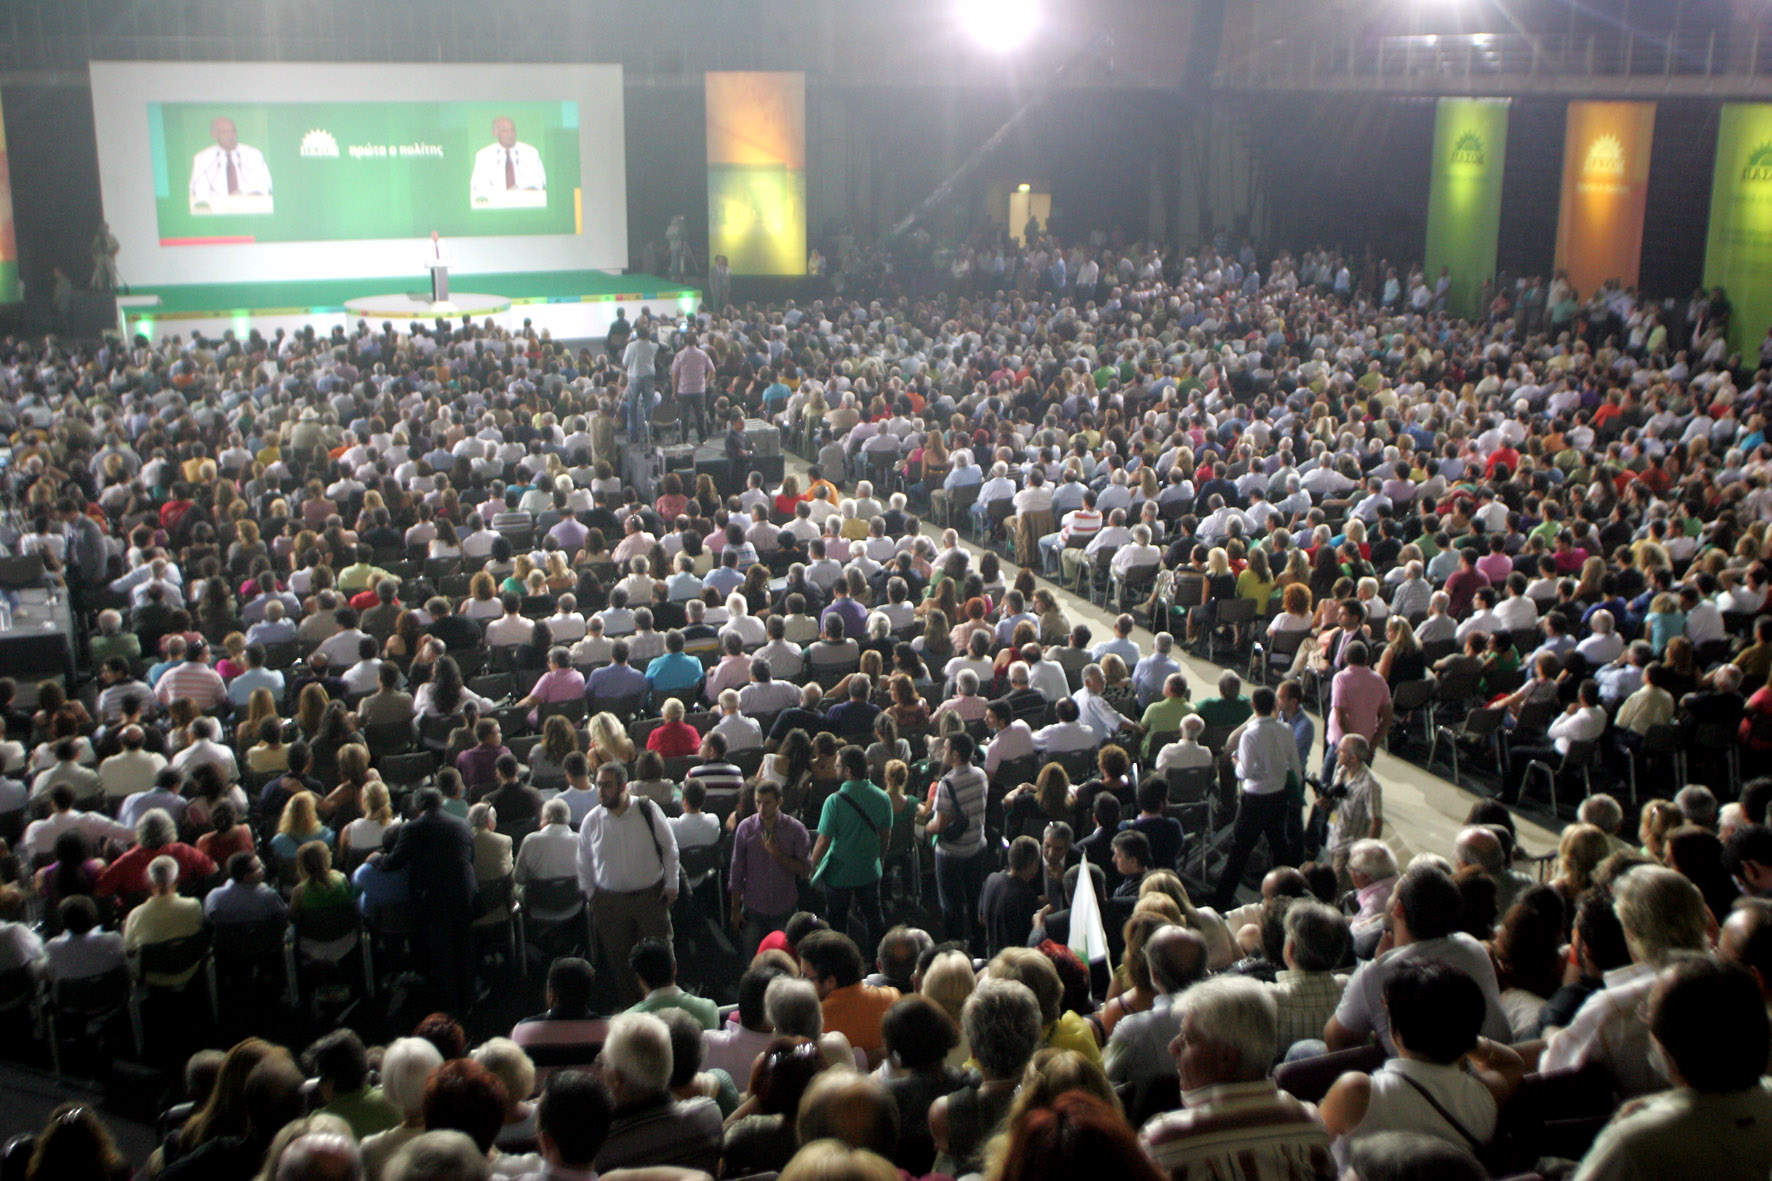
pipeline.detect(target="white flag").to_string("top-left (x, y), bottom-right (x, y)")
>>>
top-left (1067, 852), bottom-right (1110, 964)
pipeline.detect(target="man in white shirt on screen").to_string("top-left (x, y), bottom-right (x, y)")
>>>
top-left (471, 116), bottom-right (547, 204)
top-left (189, 117), bottom-right (273, 207)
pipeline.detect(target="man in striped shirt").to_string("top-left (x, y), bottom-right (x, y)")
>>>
top-left (1139, 975), bottom-right (1336, 1181)
top-left (154, 639), bottom-right (227, 712)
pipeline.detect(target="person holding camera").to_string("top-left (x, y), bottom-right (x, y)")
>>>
top-left (1321, 734), bottom-right (1383, 895)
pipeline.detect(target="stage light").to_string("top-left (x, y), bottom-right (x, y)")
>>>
top-left (1017, 182), bottom-right (1031, 192)
top-left (959, 0), bottom-right (1039, 50)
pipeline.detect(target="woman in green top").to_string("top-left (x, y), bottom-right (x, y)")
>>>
top-left (810, 746), bottom-right (891, 950)
top-left (290, 839), bottom-right (360, 961)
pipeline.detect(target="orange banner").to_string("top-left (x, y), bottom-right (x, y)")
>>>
top-left (1554, 101), bottom-right (1656, 298)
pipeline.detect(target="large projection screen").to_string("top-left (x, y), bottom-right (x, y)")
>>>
top-left (90, 61), bottom-right (627, 287)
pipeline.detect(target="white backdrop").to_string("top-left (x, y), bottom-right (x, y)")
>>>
top-left (89, 61), bottom-right (628, 287)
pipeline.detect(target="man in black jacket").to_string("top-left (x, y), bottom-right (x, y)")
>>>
top-left (380, 787), bottom-right (476, 1012)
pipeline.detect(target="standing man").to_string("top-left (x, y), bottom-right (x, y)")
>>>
top-left (622, 324), bottom-right (662, 446)
top-left (729, 781), bottom-right (811, 958)
top-left (925, 733), bottom-right (990, 953)
top-left (89, 223), bottom-right (122, 292)
top-left (1324, 642), bottom-right (1391, 783)
top-left (707, 254), bottom-right (732, 311)
top-left (378, 787), bottom-right (476, 1013)
top-left (670, 331), bottom-right (717, 443)
top-left (577, 763), bottom-right (679, 1008)
top-left (1213, 687), bottom-right (1305, 911)
top-left (810, 747), bottom-right (891, 950)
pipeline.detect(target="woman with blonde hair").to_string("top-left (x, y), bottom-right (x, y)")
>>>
top-left (920, 949), bottom-right (977, 1070)
top-left (234, 687), bottom-right (282, 750)
top-left (1187, 546), bottom-right (1237, 645)
top-left (1550, 822), bottom-right (1611, 907)
top-left (1375, 613), bottom-right (1425, 685)
top-left (1099, 912), bottom-right (1172, 1038)
top-left (1138, 870), bottom-right (1237, 969)
top-left (586, 710), bottom-right (636, 769)
top-left (1639, 799), bottom-right (1683, 862)
top-left (340, 780), bottom-right (395, 868)
top-left (319, 742), bottom-right (376, 825)
top-left (271, 791), bottom-right (334, 872)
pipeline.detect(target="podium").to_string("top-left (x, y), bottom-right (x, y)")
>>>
top-left (427, 259), bottom-right (452, 303)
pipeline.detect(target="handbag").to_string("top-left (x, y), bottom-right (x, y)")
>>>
top-left (933, 775), bottom-right (970, 846)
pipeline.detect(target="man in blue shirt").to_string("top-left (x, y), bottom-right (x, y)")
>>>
top-left (820, 579), bottom-right (869, 642)
top-left (226, 644), bottom-right (286, 708)
top-left (587, 641), bottom-right (648, 703)
top-left (1131, 632), bottom-right (1181, 709)
top-left (645, 630), bottom-right (705, 700)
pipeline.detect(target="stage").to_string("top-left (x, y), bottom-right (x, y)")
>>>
top-left (115, 270), bottom-right (699, 344)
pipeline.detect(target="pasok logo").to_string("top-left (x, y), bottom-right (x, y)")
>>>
top-left (1742, 142), bottom-right (1772, 184)
top-left (1583, 133), bottom-right (1627, 177)
top-left (299, 129), bottom-right (341, 158)
top-left (1450, 131), bottom-right (1486, 166)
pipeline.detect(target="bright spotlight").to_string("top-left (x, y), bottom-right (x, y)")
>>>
top-left (959, 0), bottom-right (1039, 50)
top-left (1017, 182), bottom-right (1032, 193)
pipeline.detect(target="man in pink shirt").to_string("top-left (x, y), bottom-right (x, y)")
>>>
top-left (1474, 535), bottom-right (1515, 587)
top-left (671, 331), bottom-right (717, 442)
top-left (1325, 641), bottom-right (1392, 781)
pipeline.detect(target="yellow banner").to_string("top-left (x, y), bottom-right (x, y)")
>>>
top-left (705, 72), bottom-right (806, 276)
top-left (1553, 101), bottom-right (1656, 298)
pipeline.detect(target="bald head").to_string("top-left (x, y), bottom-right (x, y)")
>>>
top-left (1454, 825), bottom-right (1506, 877)
top-left (1147, 925), bottom-right (1209, 995)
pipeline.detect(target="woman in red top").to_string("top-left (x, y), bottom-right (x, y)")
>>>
top-left (772, 476), bottom-right (802, 519)
top-left (645, 697), bottom-right (702, 758)
top-left (654, 472), bottom-right (690, 523)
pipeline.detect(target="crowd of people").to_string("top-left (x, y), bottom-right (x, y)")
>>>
top-left (0, 222), bottom-right (1771, 1181)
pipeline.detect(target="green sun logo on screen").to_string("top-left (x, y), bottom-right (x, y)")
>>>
top-left (1450, 131), bottom-right (1486, 166)
top-left (1743, 141), bottom-right (1772, 183)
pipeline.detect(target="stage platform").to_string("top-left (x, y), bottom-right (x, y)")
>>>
top-left (117, 270), bottom-right (699, 344)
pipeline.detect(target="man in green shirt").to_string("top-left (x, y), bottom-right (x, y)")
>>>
top-left (1194, 671), bottom-right (1254, 730)
top-left (306, 1029), bottom-right (401, 1139)
top-left (627, 936), bottom-right (719, 1029)
top-left (811, 746), bottom-right (892, 952)
top-left (1139, 673), bottom-right (1196, 758)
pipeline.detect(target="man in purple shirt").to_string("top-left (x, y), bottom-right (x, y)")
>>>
top-left (728, 781), bottom-right (811, 958)
top-left (820, 579), bottom-right (868, 642)
top-left (456, 716), bottom-right (513, 799)
top-left (548, 510), bottom-right (591, 553)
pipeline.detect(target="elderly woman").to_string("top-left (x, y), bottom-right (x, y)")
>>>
top-left (645, 697), bottom-right (701, 758)
top-left (929, 978), bottom-right (1045, 1176)
top-left (359, 1038), bottom-right (446, 1179)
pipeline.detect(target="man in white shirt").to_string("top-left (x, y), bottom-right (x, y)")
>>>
top-left (23, 783), bottom-right (135, 861)
top-left (98, 727), bottom-right (167, 804)
top-left (170, 718), bottom-right (239, 784)
top-left (1212, 686), bottom-right (1303, 910)
top-left (710, 690), bottom-right (763, 754)
top-left (515, 799), bottom-right (582, 920)
top-left (1033, 699), bottom-right (1098, 754)
top-left (982, 702), bottom-right (1035, 774)
top-left (188, 117), bottom-right (272, 207)
top-left (576, 763), bottom-right (679, 1007)
top-left (470, 116), bottom-right (548, 203)
top-left (739, 659), bottom-right (802, 715)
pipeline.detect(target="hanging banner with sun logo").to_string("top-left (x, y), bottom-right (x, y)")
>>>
top-left (1703, 105), bottom-right (1772, 361)
top-left (1424, 98), bottom-right (1510, 321)
top-left (1553, 101), bottom-right (1656, 299)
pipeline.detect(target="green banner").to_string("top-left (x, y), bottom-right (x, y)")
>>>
top-left (1704, 103), bottom-right (1772, 361)
top-left (1423, 98), bottom-right (1510, 320)
top-left (0, 92), bottom-right (17, 304)
top-left (149, 100), bottom-right (582, 246)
